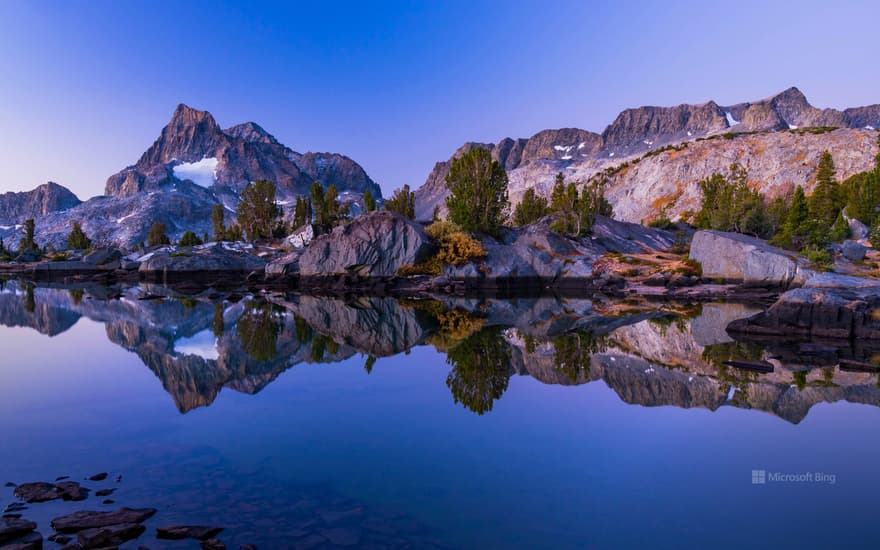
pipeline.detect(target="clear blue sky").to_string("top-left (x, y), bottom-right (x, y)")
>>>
top-left (1, 0), bottom-right (879, 199)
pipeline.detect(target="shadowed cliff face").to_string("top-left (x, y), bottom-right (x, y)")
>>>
top-left (3, 281), bottom-right (879, 422)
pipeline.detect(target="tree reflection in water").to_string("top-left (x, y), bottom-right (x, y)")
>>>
top-left (237, 303), bottom-right (281, 361)
top-left (445, 326), bottom-right (512, 415)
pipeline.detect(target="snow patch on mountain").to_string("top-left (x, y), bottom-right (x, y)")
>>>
top-left (173, 157), bottom-right (219, 188)
top-left (725, 112), bottom-right (739, 126)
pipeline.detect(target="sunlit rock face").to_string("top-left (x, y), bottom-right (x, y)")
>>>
top-left (415, 88), bottom-right (880, 224)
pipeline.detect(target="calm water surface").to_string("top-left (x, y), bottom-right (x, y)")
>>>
top-left (2, 281), bottom-right (880, 549)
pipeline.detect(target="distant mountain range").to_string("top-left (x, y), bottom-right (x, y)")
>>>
top-left (0, 105), bottom-right (380, 248)
top-left (415, 87), bottom-right (880, 222)
top-left (1, 87), bottom-right (879, 248)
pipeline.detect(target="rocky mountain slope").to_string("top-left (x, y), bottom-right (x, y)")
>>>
top-left (0, 182), bottom-right (81, 227)
top-left (105, 104), bottom-right (381, 206)
top-left (416, 87), bottom-right (880, 222)
top-left (0, 105), bottom-right (380, 248)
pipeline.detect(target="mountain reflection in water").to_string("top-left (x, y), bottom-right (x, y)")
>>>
top-left (2, 280), bottom-right (880, 423)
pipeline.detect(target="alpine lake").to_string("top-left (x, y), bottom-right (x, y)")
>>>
top-left (2, 280), bottom-right (880, 549)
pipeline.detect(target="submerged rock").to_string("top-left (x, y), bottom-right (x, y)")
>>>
top-left (300, 211), bottom-right (436, 277)
top-left (689, 230), bottom-right (814, 286)
top-left (51, 507), bottom-right (157, 533)
top-left (77, 522), bottom-right (145, 548)
top-left (0, 517), bottom-right (37, 543)
top-left (156, 525), bottom-right (224, 540)
top-left (13, 481), bottom-right (89, 503)
top-left (0, 530), bottom-right (42, 550)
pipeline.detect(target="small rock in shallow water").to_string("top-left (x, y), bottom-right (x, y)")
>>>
top-left (87, 472), bottom-right (108, 482)
top-left (14, 482), bottom-right (59, 502)
top-left (2, 514), bottom-right (23, 520)
top-left (4, 503), bottom-right (28, 513)
top-left (4, 482), bottom-right (16, 488)
top-left (56, 481), bottom-right (90, 501)
top-left (0, 530), bottom-right (42, 550)
top-left (55, 476), bottom-right (69, 481)
top-left (200, 539), bottom-right (226, 550)
top-left (115, 475), bottom-right (122, 483)
top-left (156, 525), bottom-right (224, 540)
top-left (102, 499), bottom-right (115, 505)
top-left (77, 522), bottom-right (145, 548)
top-left (0, 517), bottom-right (37, 542)
top-left (13, 481), bottom-right (89, 503)
top-left (48, 533), bottom-right (72, 544)
top-left (95, 488), bottom-right (115, 497)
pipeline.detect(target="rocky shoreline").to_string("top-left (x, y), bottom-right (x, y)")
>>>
top-left (4, 211), bottom-right (880, 340)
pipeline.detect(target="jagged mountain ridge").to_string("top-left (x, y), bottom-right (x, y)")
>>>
top-left (106, 103), bottom-right (382, 205)
top-left (415, 87), bottom-right (880, 222)
top-left (0, 104), bottom-right (380, 248)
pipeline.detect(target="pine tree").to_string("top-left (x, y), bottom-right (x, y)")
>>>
top-left (385, 184), bottom-right (416, 219)
top-left (549, 173), bottom-right (581, 235)
top-left (147, 222), bottom-right (171, 247)
top-left (178, 230), bottom-right (202, 246)
top-left (66, 222), bottom-right (92, 250)
top-left (363, 189), bottom-right (376, 212)
top-left (237, 180), bottom-right (279, 241)
top-left (445, 148), bottom-right (509, 234)
top-left (211, 204), bottom-right (226, 241)
top-left (830, 211), bottom-right (851, 242)
top-left (18, 218), bottom-right (37, 253)
top-left (808, 151), bottom-right (840, 226)
top-left (778, 186), bottom-right (810, 249)
top-left (512, 188), bottom-right (549, 226)
top-left (310, 182), bottom-right (326, 224)
top-left (293, 196), bottom-right (312, 227)
top-left (323, 184), bottom-right (346, 226)
top-left (577, 179), bottom-right (612, 236)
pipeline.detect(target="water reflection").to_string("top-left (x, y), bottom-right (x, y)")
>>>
top-left (2, 280), bottom-right (879, 423)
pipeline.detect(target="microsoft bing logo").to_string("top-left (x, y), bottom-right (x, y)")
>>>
top-left (752, 470), bottom-right (766, 484)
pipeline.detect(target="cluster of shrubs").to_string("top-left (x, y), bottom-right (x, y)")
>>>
top-left (398, 221), bottom-right (487, 276)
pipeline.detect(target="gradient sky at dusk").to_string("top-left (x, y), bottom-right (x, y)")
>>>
top-left (1, 0), bottom-right (879, 199)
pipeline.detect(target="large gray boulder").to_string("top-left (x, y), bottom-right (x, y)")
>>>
top-left (265, 251), bottom-right (301, 276)
top-left (842, 240), bottom-right (867, 261)
top-left (444, 223), bottom-right (599, 283)
top-left (591, 214), bottom-right (677, 254)
top-left (299, 211), bottom-right (436, 277)
top-left (138, 243), bottom-right (266, 274)
top-left (689, 230), bottom-right (814, 287)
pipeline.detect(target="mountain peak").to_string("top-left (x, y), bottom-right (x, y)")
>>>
top-left (224, 121), bottom-right (279, 145)
top-left (166, 103), bottom-right (221, 133)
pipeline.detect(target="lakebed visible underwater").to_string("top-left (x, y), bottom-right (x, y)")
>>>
top-left (2, 280), bottom-right (880, 549)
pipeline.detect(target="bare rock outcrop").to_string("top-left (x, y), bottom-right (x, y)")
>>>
top-left (689, 230), bottom-right (815, 287)
top-left (299, 211), bottom-right (436, 277)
